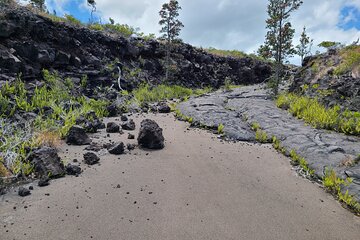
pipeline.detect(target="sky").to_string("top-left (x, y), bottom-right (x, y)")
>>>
top-left (36, 0), bottom-right (360, 64)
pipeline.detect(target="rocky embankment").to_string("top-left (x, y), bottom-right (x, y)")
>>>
top-left (178, 85), bottom-right (360, 203)
top-left (0, 6), bottom-right (271, 94)
top-left (291, 46), bottom-right (360, 111)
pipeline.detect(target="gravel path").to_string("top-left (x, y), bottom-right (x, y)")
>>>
top-left (1, 114), bottom-right (359, 239)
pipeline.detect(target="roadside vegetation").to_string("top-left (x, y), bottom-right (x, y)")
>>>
top-left (323, 168), bottom-right (360, 213)
top-left (0, 71), bottom-right (212, 178)
top-left (0, 70), bottom-right (109, 178)
top-left (276, 93), bottom-right (360, 136)
top-left (132, 83), bottom-right (211, 104)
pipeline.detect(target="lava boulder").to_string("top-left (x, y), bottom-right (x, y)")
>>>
top-left (122, 119), bottom-right (136, 131)
top-left (137, 119), bottom-right (165, 149)
top-left (66, 125), bottom-right (91, 145)
top-left (107, 142), bottom-right (125, 155)
top-left (28, 147), bottom-right (65, 178)
top-left (158, 102), bottom-right (171, 113)
top-left (65, 164), bottom-right (82, 175)
top-left (38, 176), bottom-right (50, 187)
top-left (83, 152), bottom-right (100, 165)
top-left (18, 187), bottom-right (31, 197)
top-left (106, 122), bottom-right (120, 133)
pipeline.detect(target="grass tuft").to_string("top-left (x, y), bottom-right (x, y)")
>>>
top-left (334, 45), bottom-right (360, 75)
top-left (289, 149), bottom-right (315, 176)
top-left (217, 124), bottom-right (225, 134)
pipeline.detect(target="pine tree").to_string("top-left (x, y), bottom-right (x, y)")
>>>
top-left (258, 0), bottom-right (303, 95)
top-left (296, 26), bottom-right (313, 64)
top-left (159, 0), bottom-right (184, 81)
top-left (87, 0), bottom-right (96, 23)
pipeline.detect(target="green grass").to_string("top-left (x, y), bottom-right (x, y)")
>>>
top-left (204, 47), bottom-right (270, 62)
top-left (250, 122), bottom-right (270, 143)
top-left (272, 136), bottom-right (286, 154)
top-left (217, 124), bottom-right (225, 134)
top-left (255, 130), bottom-right (269, 143)
top-left (289, 150), bottom-right (315, 176)
top-left (334, 45), bottom-right (360, 75)
top-left (0, 71), bottom-right (109, 177)
top-left (276, 93), bottom-right (360, 135)
top-left (132, 83), bottom-right (211, 104)
top-left (174, 109), bottom-right (194, 124)
top-left (205, 47), bottom-right (247, 58)
top-left (323, 168), bottom-right (360, 213)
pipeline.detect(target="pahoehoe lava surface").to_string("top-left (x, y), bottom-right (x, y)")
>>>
top-left (0, 114), bottom-right (359, 240)
top-left (178, 84), bottom-right (360, 202)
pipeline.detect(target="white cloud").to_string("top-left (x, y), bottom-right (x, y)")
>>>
top-left (45, 0), bottom-right (71, 15)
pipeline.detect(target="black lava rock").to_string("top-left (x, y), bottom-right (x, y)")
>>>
top-left (107, 142), bottom-right (125, 155)
top-left (66, 125), bottom-right (91, 145)
top-left (83, 152), bottom-right (100, 165)
top-left (127, 143), bottom-right (136, 151)
top-left (65, 164), bottom-right (82, 175)
top-left (107, 104), bottom-right (119, 117)
top-left (128, 133), bottom-right (135, 139)
top-left (28, 147), bottom-right (65, 178)
top-left (18, 187), bottom-right (31, 197)
top-left (38, 177), bottom-right (50, 187)
top-left (137, 119), bottom-right (165, 149)
top-left (106, 122), bottom-right (120, 133)
top-left (121, 115), bottom-right (128, 121)
top-left (122, 119), bottom-right (136, 131)
top-left (158, 102), bottom-right (171, 113)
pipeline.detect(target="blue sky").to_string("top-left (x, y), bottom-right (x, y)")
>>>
top-left (339, 5), bottom-right (360, 30)
top-left (45, 0), bottom-right (93, 23)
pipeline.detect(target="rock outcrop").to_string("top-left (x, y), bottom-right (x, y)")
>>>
top-left (0, 6), bottom-right (272, 92)
top-left (291, 46), bottom-right (360, 111)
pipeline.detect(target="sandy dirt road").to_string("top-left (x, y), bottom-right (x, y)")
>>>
top-left (1, 114), bottom-right (359, 240)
